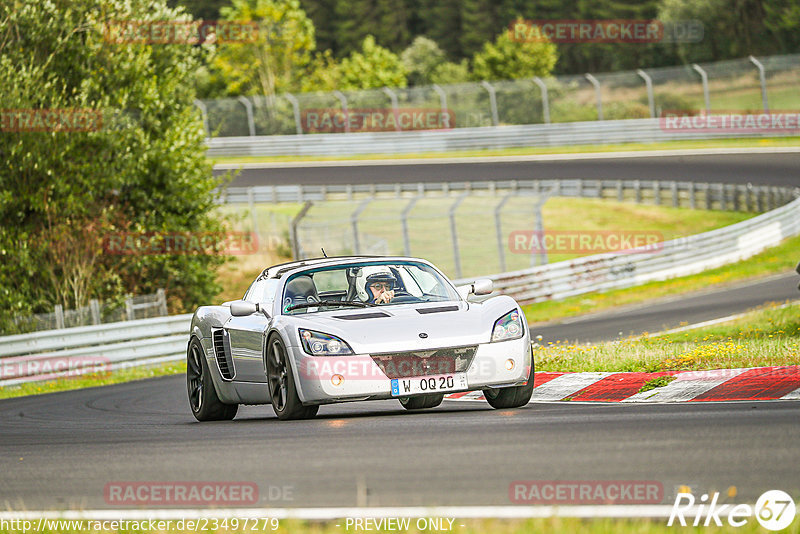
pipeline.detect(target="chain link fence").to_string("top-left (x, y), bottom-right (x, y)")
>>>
top-left (198, 54), bottom-right (799, 137)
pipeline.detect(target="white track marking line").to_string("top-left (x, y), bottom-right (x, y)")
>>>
top-left (781, 386), bottom-right (800, 400)
top-left (529, 372), bottom-right (612, 401)
top-left (212, 146), bottom-right (800, 170)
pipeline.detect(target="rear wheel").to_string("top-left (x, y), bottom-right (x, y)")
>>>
top-left (399, 394), bottom-right (444, 410)
top-left (187, 337), bottom-right (238, 421)
top-left (483, 360), bottom-right (535, 409)
top-left (266, 335), bottom-right (318, 420)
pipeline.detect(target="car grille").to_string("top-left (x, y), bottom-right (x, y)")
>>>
top-left (370, 345), bottom-right (477, 378)
top-left (212, 329), bottom-right (235, 380)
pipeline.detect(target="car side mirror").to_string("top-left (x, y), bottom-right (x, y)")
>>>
top-left (230, 300), bottom-right (270, 318)
top-left (456, 279), bottom-right (494, 299)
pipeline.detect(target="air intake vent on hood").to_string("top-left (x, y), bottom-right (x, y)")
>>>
top-left (416, 305), bottom-right (460, 314)
top-left (333, 312), bottom-right (390, 320)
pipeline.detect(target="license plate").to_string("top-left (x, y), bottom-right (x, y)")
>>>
top-left (391, 373), bottom-right (468, 396)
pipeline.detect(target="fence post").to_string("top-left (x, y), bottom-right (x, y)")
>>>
top-left (157, 289), bottom-right (168, 316)
top-left (692, 64), bottom-right (711, 113)
top-left (719, 183), bottom-right (727, 211)
top-left (333, 91), bottom-right (350, 133)
top-left (285, 93), bottom-right (303, 134)
top-left (237, 96), bottom-right (256, 136)
top-left (55, 304), bottom-right (65, 329)
top-left (616, 180), bottom-right (623, 201)
top-left (90, 299), bottom-right (101, 325)
top-left (382, 87), bottom-right (401, 131)
top-left (653, 181), bottom-right (661, 205)
top-left (125, 296), bottom-right (134, 321)
top-left (584, 73), bottom-right (603, 121)
top-left (689, 181), bottom-right (696, 209)
top-left (449, 194), bottom-right (468, 278)
top-left (748, 56), bottom-right (769, 112)
top-left (432, 84), bottom-right (448, 119)
top-left (290, 201), bottom-right (313, 259)
top-left (494, 194), bottom-right (513, 272)
top-left (634, 180), bottom-right (641, 203)
top-left (670, 181), bottom-right (678, 207)
top-left (480, 81), bottom-right (499, 126)
top-left (193, 99), bottom-right (209, 136)
top-left (532, 77), bottom-right (550, 124)
top-left (636, 69), bottom-right (656, 118)
top-left (350, 198), bottom-right (372, 254)
top-left (401, 197), bottom-right (421, 256)
top-left (705, 183), bottom-right (713, 210)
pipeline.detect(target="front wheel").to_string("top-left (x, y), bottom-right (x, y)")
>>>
top-left (483, 361), bottom-right (535, 409)
top-left (266, 335), bottom-right (318, 421)
top-left (187, 338), bottom-right (238, 421)
top-left (399, 394), bottom-right (444, 410)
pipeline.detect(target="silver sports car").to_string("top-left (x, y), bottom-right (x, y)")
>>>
top-left (187, 256), bottom-right (533, 421)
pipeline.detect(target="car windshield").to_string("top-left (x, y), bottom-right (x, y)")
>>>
top-left (282, 261), bottom-right (459, 315)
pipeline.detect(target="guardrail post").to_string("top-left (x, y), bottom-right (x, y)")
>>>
top-left (333, 91), bottom-right (350, 133)
top-left (382, 87), bottom-right (401, 131)
top-left (636, 69), bottom-right (656, 118)
top-left (285, 93), bottom-right (303, 134)
top-left (237, 96), bottom-right (256, 136)
top-left (494, 194), bottom-right (513, 272)
top-left (584, 73), bottom-right (603, 121)
top-left (705, 183), bottom-right (713, 210)
top-left (745, 184), bottom-right (752, 212)
top-left (670, 181), bottom-right (678, 207)
top-left (689, 182), bottom-right (696, 209)
top-left (401, 197), bottom-right (421, 256)
top-left (719, 183), bottom-right (727, 211)
top-left (449, 194), bottom-right (468, 278)
top-left (125, 296), bottom-right (134, 321)
top-left (480, 81), bottom-right (499, 126)
top-left (157, 289), bottom-right (168, 316)
top-left (756, 186), bottom-right (763, 212)
top-left (616, 180), bottom-right (623, 201)
top-left (532, 77), bottom-right (550, 124)
top-left (290, 201), bottom-right (313, 259)
top-left (90, 299), bottom-right (101, 325)
top-left (193, 99), bottom-right (209, 137)
top-left (54, 304), bottom-right (65, 329)
top-left (731, 184), bottom-right (741, 212)
top-left (653, 181), bottom-right (661, 205)
top-left (748, 56), bottom-right (769, 112)
top-left (351, 198), bottom-right (372, 254)
top-left (634, 180), bottom-right (641, 203)
top-left (432, 84), bottom-right (448, 120)
top-left (692, 64), bottom-right (711, 113)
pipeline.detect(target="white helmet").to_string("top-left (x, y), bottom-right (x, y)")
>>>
top-left (355, 266), bottom-right (397, 301)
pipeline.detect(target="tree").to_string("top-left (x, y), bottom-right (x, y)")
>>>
top-left (471, 22), bottom-right (558, 81)
top-left (214, 0), bottom-right (316, 97)
top-left (0, 0), bottom-right (226, 330)
top-left (401, 36), bottom-right (446, 85)
top-left (333, 0), bottom-right (411, 56)
top-left (338, 35), bottom-right (408, 89)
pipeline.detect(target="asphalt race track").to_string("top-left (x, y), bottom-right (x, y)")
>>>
top-left (2, 150), bottom-right (799, 511)
top-left (1, 379), bottom-right (799, 509)
top-left (218, 151), bottom-right (800, 187)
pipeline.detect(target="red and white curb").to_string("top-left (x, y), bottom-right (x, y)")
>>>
top-left (445, 366), bottom-right (800, 403)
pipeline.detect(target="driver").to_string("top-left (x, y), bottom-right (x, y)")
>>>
top-left (357, 268), bottom-right (397, 304)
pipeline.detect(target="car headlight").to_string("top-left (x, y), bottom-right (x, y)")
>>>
top-left (491, 309), bottom-right (524, 342)
top-left (299, 329), bottom-right (354, 356)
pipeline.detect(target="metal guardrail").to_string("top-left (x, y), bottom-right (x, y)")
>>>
top-left (218, 179), bottom-right (796, 212)
top-left (206, 117), bottom-right (795, 158)
top-left (0, 314), bottom-right (191, 387)
top-left (458, 195), bottom-right (800, 305)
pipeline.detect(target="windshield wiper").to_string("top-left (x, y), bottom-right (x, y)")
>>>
top-left (286, 300), bottom-right (377, 311)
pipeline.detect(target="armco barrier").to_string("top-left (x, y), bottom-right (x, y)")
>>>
top-left (2, 196), bottom-right (798, 385)
top-left (0, 315), bottom-right (191, 387)
top-left (459, 195), bottom-right (800, 304)
top-left (206, 117), bottom-right (794, 158)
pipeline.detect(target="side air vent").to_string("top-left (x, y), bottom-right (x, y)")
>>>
top-left (416, 305), bottom-right (460, 314)
top-left (333, 312), bottom-right (390, 320)
top-left (212, 329), bottom-right (235, 380)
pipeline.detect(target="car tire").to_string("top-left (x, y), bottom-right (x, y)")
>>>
top-left (187, 337), bottom-right (238, 421)
top-left (266, 335), bottom-right (319, 421)
top-left (483, 361), bottom-right (535, 409)
top-left (399, 394), bottom-right (444, 410)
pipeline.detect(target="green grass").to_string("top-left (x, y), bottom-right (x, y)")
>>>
top-left (535, 301), bottom-right (800, 373)
top-left (1, 517), bottom-right (797, 534)
top-left (523, 233), bottom-right (800, 325)
top-left (639, 375), bottom-right (677, 392)
top-left (0, 360), bottom-right (186, 400)
top-left (210, 136), bottom-right (800, 164)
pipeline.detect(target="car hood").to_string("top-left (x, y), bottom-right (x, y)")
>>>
top-left (285, 297), bottom-right (521, 354)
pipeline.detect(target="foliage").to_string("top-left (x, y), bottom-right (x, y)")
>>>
top-left (401, 36), bottom-right (446, 86)
top-left (471, 23), bottom-right (558, 81)
top-left (337, 35), bottom-right (407, 90)
top-left (0, 0), bottom-right (226, 330)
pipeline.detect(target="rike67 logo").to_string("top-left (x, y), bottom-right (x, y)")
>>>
top-left (668, 490), bottom-right (796, 530)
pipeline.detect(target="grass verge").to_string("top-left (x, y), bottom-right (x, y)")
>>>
top-left (523, 233), bottom-right (800, 325)
top-left (210, 136), bottom-right (800, 165)
top-left (0, 360), bottom-right (186, 401)
top-left (535, 301), bottom-right (800, 373)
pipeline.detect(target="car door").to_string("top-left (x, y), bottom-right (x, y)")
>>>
top-left (225, 278), bottom-right (278, 383)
